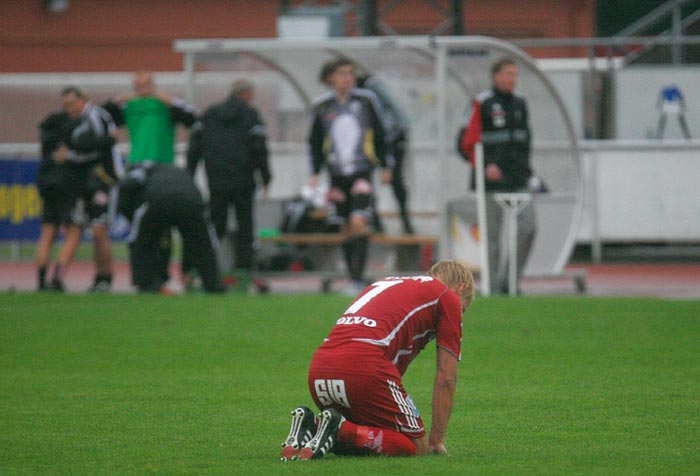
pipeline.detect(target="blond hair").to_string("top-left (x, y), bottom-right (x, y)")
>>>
top-left (429, 260), bottom-right (475, 308)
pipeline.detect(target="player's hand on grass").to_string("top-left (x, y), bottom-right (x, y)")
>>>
top-left (429, 442), bottom-right (448, 455)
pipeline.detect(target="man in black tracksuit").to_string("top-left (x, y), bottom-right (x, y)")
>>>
top-left (187, 80), bottom-right (271, 285)
top-left (117, 163), bottom-right (223, 293)
top-left (457, 57), bottom-right (537, 294)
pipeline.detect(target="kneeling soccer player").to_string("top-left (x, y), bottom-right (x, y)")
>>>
top-left (280, 259), bottom-right (474, 460)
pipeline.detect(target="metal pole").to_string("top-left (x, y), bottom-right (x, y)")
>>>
top-left (587, 45), bottom-right (598, 139)
top-left (435, 42), bottom-right (449, 263)
top-left (451, 0), bottom-right (465, 35)
top-left (590, 145), bottom-right (603, 263)
top-left (184, 52), bottom-right (196, 106)
top-left (474, 142), bottom-right (491, 296)
top-left (672, 5), bottom-right (683, 65)
top-left (362, 0), bottom-right (378, 36)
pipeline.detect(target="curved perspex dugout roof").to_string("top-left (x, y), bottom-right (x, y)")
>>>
top-left (174, 36), bottom-right (581, 277)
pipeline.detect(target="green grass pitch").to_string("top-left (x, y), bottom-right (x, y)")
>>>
top-left (1, 292), bottom-right (698, 475)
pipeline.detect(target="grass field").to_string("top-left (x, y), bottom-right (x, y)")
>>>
top-left (1, 292), bottom-right (698, 475)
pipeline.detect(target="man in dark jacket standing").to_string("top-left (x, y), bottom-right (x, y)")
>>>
top-left (187, 79), bottom-right (272, 290)
top-left (457, 57), bottom-right (536, 294)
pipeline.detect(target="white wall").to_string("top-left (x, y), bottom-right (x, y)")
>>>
top-left (615, 66), bottom-right (700, 140)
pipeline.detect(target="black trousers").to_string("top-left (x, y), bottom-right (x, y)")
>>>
top-left (129, 200), bottom-right (222, 293)
top-left (209, 187), bottom-right (256, 270)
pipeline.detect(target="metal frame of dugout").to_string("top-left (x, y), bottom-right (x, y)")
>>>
top-left (173, 36), bottom-right (585, 294)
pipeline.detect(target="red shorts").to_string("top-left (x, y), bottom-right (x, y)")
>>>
top-left (308, 346), bottom-right (426, 439)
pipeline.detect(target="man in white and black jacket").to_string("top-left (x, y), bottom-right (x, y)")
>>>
top-left (310, 57), bottom-right (391, 294)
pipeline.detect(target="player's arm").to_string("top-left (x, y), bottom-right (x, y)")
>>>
top-left (457, 100), bottom-right (481, 165)
top-left (158, 91), bottom-right (197, 128)
top-left (247, 110), bottom-right (272, 189)
top-left (186, 121), bottom-right (204, 176)
top-left (101, 100), bottom-right (126, 127)
top-left (429, 346), bottom-right (458, 454)
top-left (308, 109), bottom-right (325, 183)
top-left (171, 98), bottom-right (197, 127)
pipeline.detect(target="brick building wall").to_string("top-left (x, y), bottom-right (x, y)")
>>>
top-left (1, 0), bottom-right (595, 73)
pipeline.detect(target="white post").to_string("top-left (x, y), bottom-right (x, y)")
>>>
top-left (589, 144), bottom-right (603, 263)
top-left (474, 142), bottom-right (491, 296)
top-left (435, 43), bottom-right (449, 260)
top-left (184, 52), bottom-right (196, 106)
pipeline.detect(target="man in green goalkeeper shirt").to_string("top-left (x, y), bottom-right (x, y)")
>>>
top-left (103, 71), bottom-right (197, 164)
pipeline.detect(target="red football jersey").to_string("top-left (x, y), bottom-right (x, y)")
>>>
top-left (318, 276), bottom-right (463, 375)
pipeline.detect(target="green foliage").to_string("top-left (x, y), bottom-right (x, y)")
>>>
top-left (0, 293), bottom-right (698, 475)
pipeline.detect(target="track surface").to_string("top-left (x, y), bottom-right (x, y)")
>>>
top-left (2, 261), bottom-right (699, 298)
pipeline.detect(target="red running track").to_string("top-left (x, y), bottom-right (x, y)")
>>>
top-left (1, 261), bottom-right (699, 298)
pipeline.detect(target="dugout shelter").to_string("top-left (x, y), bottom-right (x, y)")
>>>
top-left (174, 36), bottom-right (581, 279)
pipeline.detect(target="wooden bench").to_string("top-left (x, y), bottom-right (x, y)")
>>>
top-left (257, 233), bottom-right (439, 292)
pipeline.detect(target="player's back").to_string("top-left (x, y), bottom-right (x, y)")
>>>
top-left (317, 276), bottom-right (462, 374)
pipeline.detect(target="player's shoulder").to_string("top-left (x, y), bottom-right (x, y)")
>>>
top-left (311, 91), bottom-right (336, 110)
top-left (350, 87), bottom-right (385, 113)
top-left (512, 89), bottom-right (528, 104)
top-left (350, 87), bottom-right (380, 101)
top-left (474, 89), bottom-right (495, 104)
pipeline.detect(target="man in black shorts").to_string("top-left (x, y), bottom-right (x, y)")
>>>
top-left (35, 110), bottom-right (84, 291)
top-left (309, 57), bottom-right (390, 294)
top-left (50, 86), bottom-right (123, 292)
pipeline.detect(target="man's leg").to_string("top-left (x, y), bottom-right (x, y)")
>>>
top-left (486, 194), bottom-right (506, 293)
top-left (342, 178), bottom-right (374, 291)
top-left (232, 187), bottom-right (255, 271)
top-left (86, 187), bottom-right (113, 291)
top-left (391, 144), bottom-right (414, 234)
top-left (129, 205), bottom-right (167, 292)
top-left (91, 223), bottom-right (113, 291)
top-left (516, 200), bottom-right (536, 284)
top-left (50, 223), bottom-right (83, 291)
top-left (305, 365), bottom-right (425, 458)
top-left (345, 213), bottom-right (370, 284)
top-left (36, 223), bottom-right (58, 290)
top-left (177, 206), bottom-right (223, 293)
top-left (336, 418), bottom-right (419, 456)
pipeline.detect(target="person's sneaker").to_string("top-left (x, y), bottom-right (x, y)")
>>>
top-left (49, 279), bottom-right (65, 292)
top-left (340, 280), bottom-right (365, 297)
top-left (252, 276), bottom-right (270, 294)
top-left (280, 406), bottom-right (317, 461)
top-left (298, 408), bottom-right (345, 460)
top-left (89, 280), bottom-right (111, 293)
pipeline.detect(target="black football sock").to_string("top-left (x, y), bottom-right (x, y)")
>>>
top-left (38, 266), bottom-right (47, 290)
top-left (354, 236), bottom-right (369, 283)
